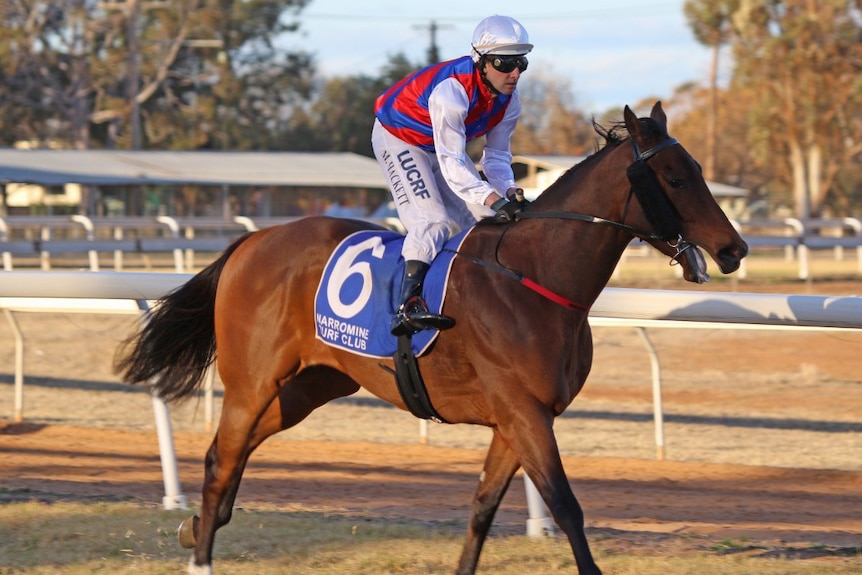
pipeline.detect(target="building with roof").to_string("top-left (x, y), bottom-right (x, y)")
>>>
top-left (0, 149), bottom-right (389, 217)
top-left (512, 154), bottom-right (751, 218)
top-left (0, 149), bottom-right (752, 219)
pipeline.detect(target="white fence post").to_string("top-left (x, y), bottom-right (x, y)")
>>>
top-left (524, 474), bottom-right (555, 538)
top-left (3, 309), bottom-right (24, 422)
top-left (636, 327), bottom-right (665, 460)
top-left (156, 216), bottom-right (185, 272)
top-left (136, 298), bottom-right (189, 511)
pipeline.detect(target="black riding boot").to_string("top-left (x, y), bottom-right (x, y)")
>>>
top-left (390, 260), bottom-right (456, 336)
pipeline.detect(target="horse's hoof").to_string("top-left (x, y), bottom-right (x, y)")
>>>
top-left (178, 515), bottom-right (199, 549)
top-left (187, 555), bottom-right (214, 575)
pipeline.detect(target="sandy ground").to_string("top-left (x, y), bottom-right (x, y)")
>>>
top-left (0, 277), bottom-right (860, 560)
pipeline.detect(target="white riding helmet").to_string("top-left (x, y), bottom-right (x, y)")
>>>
top-left (470, 15), bottom-right (533, 63)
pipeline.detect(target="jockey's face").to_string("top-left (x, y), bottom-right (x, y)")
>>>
top-left (482, 57), bottom-right (524, 96)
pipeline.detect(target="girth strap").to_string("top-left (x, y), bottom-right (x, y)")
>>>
top-left (389, 334), bottom-right (447, 423)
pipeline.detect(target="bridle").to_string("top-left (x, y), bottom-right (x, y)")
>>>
top-left (515, 136), bottom-right (680, 242)
top-left (621, 137), bottom-right (679, 237)
top-left (514, 135), bottom-right (700, 264)
top-left (445, 135), bottom-right (700, 312)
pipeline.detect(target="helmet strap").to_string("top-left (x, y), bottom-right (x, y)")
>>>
top-left (476, 55), bottom-right (502, 96)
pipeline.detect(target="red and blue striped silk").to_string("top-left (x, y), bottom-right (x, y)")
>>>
top-left (374, 56), bottom-right (511, 152)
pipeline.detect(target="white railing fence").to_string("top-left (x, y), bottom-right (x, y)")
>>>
top-left (1, 216), bottom-right (862, 279)
top-left (0, 215), bottom-right (405, 272)
top-left (1, 271), bottom-right (860, 534)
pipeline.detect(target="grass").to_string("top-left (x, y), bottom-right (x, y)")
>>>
top-left (0, 500), bottom-right (858, 574)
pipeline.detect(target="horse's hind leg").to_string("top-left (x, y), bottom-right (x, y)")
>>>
top-left (456, 430), bottom-right (521, 575)
top-left (185, 368), bottom-right (359, 574)
top-left (185, 386), bottom-right (276, 574)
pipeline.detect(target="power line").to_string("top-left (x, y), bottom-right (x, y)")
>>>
top-left (300, 4), bottom-right (681, 24)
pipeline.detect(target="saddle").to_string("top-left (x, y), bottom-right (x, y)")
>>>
top-left (315, 229), bottom-right (469, 422)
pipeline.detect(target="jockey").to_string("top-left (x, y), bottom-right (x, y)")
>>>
top-left (372, 14), bottom-right (532, 336)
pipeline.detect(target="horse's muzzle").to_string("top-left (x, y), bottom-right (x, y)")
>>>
top-left (715, 241), bottom-right (749, 275)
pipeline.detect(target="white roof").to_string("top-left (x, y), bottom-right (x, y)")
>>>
top-left (0, 149), bottom-right (388, 189)
top-left (0, 149), bottom-right (749, 199)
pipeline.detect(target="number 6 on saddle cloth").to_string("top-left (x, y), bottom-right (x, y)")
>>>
top-left (314, 229), bottom-right (468, 421)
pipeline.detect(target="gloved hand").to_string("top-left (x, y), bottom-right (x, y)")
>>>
top-left (514, 197), bottom-right (531, 210)
top-left (509, 187), bottom-right (527, 203)
top-left (491, 197), bottom-right (523, 222)
top-left (508, 187), bottom-right (531, 210)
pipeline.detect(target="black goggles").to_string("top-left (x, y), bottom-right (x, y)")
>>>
top-left (489, 54), bottom-right (528, 74)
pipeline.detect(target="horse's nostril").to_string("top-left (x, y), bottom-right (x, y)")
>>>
top-left (720, 243), bottom-right (748, 262)
top-left (715, 243), bottom-right (747, 273)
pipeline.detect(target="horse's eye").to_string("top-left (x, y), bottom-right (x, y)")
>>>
top-left (669, 178), bottom-right (685, 189)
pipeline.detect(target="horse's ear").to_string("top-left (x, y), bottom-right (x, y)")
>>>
top-left (650, 101), bottom-right (667, 129)
top-left (623, 105), bottom-right (640, 139)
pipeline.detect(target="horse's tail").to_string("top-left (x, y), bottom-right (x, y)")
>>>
top-left (114, 232), bottom-right (255, 403)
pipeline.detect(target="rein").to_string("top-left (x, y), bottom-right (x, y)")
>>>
top-left (512, 210), bottom-right (662, 239)
top-left (514, 136), bottom-right (681, 242)
top-left (447, 136), bottom-right (689, 313)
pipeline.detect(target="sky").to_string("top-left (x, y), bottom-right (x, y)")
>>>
top-left (287, 0), bottom-right (717, 116)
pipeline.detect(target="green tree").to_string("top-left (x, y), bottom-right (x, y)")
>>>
top-left (0, 0), bottom-right (314, 150)
top-left (684, 0), bottom-right (740, 181)
top-left (730, 0), bottom-right (862, 217)
top-left (667, 81), bottom-right (775, 217)
top-left (280, 53), bottom-right (419, 155)
top-left (199, 0), bottom-right (316, 150)
top-left (0, 0), bottom-right (94, 148)
top-left (510, 69), bottom-right (597, 156)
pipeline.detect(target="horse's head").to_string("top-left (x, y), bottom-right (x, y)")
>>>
top-left (616, 101), bottom-right (748, 282)
top-left (503, 101), bottom-right (747, 286)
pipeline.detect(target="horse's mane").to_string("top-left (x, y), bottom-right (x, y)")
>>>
top-left (540, 119), bottom-right (630, 191)
top-left (594, 119), bottom-right (630, 147)
top-left (476, 117), bottom-right (641, 223)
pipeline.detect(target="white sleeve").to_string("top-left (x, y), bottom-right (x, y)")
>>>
top-left (480, 91), bottom-right (519, 194)
top-left (428, 79), bottom-right (499, 206)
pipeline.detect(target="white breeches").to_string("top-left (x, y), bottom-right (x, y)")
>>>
top-left (371, 119), bottom-right (491, 263)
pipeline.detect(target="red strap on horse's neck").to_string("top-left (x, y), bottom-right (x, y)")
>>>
top-left (444, 249), bottom-right (591, 313)
top-left (519, 276), bottom-right (590, 313)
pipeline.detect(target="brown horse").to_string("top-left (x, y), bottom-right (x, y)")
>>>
top-left (116, 102), bottom-right (747, 575)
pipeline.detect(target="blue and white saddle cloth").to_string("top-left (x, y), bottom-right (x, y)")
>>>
top-left (314, 228), bottom-right (470, 358)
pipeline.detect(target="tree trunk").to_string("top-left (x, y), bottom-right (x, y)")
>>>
top-left (706, 42), bottom-right (719, 181)
top-left (789, 140), bottom-right (809, 219)
top-left (806, 143), bottom-right (822, 217)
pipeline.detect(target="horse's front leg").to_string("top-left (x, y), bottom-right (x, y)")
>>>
top-left (499, 401), bottom-right (602, 575)
top-left (456, 429), bottom-right (521, 575)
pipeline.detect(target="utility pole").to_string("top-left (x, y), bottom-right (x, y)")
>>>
top-left (127, 0), bottom-right (141, 150)
top-left (413, 20), bottom-right (454, 65)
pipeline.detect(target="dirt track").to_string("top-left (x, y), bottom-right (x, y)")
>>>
top-left (1, 423), bottom-right (860, 552)
top-left (0, 279), bottom-right (860, 558)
